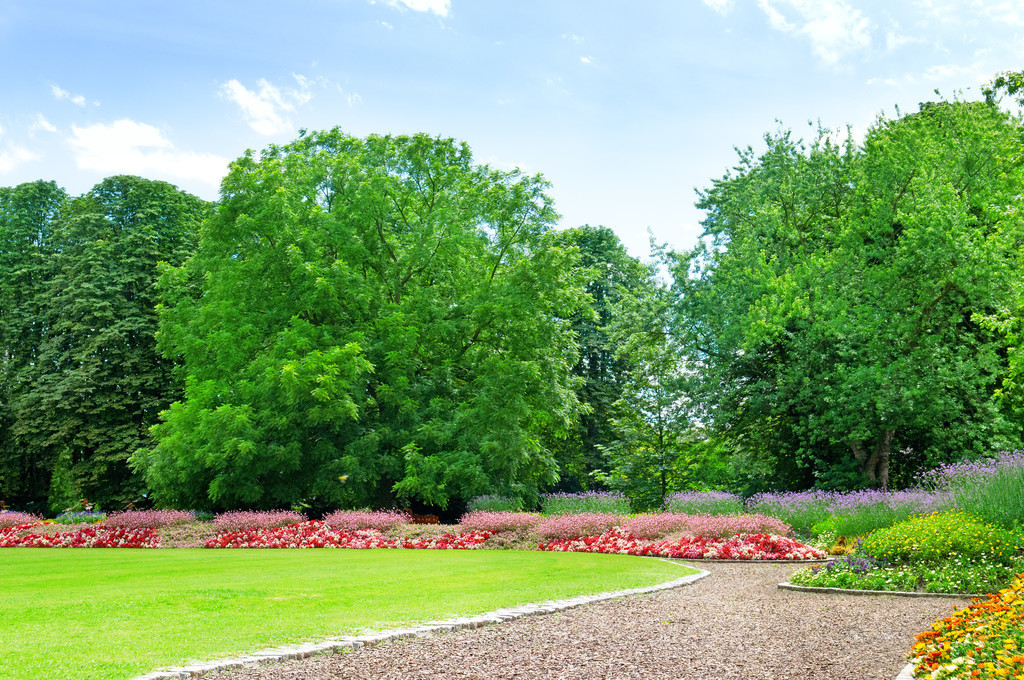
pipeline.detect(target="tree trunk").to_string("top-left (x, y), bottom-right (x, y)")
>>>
top-left (850, 429), bottom-right (895, 489)
top-left (876, 430), bottom-right (894, 490)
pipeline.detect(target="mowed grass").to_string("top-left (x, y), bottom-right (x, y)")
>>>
top-left (0, 548), bottom-right (695, 680)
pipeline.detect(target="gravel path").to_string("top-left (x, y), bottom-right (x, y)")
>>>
top-left (203, 562), bottom-right (969, 680)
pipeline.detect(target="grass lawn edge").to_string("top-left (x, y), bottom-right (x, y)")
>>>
top-left (136, 560), bottom-right (709, 680)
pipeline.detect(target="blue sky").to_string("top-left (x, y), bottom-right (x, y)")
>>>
top-left (1, 0), bottom-right (1022, 257)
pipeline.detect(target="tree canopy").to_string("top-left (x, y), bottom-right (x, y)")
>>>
top-left (0, 176), bottom-right (207, 512)
top-left (132, 130), bottom-right (587, 512)
top-left (5, 81), bottom-right (1024, 514)
top-left (669, 98), bottom-right (1024, 490)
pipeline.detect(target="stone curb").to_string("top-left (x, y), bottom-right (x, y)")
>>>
top-left (132, 564), bottom-right (711, 680)
top-left (686, 558), bottom-right (833, 564)
top-left (895, 663), bottom-right (916, 680)
top-left (777, 581), bottom-right (981, 599)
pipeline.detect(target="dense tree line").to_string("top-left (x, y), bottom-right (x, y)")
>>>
top-left (669, 96), bottom-right (1024, 491)
top-left (2, 81), bottom-right (1023, 514)
top-left (0, 177), bottom-right (208, 513)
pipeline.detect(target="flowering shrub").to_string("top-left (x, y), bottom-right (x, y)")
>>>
top-left (207, 523), bottom-right (397, 549)
top-left (0, 524), bottom-right (159, 548)
top-left (322, 509), bottom-right (410, 532)
top-left (861, 512), bottom-right (1018, 564)
top-left (54, 511), bottom-right (107, 525)
top-left (909, 571), bottom-right (1024, 679)
top-left (466, 495), bottom-right (525, 512)
top-left (205, 521), bottom-right (490, 550)
top-left (534, 512), bottom-right (624, 541)
top-left (916, 450), bottom-right (1024, 531)
top-left (0, 511), bottom-right (41, 528)
top-left (105, 510), bottom-right (196, 529)
top-left (159, 522), bottom-right (220, 548)
top-left (665, 490), bottom-right (744, 515)
top-left (746, 489), bottom-right (947, 536)
top-left (620, 512), bottom-right (791, 539)
top-left (212, 510), bottom-right (307, 532)
top-left (402, 531), bottom-right (490, 550)
top-left (540, 491), bottom-right (630, 515)
top-left (539, 531), bottom-right (826, 560)
top-left (457, 511), bottom-right (543, 534)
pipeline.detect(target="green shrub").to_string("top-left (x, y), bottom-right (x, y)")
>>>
top-left (540, 491), bottom-right (630, 515)
top-left (466, 495), bottom-right (524, 512)
top-left (861, 511), bottom-right (1018, 564)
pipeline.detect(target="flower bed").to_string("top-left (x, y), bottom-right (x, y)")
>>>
top-left (457, 510), bottom-right (543, 534)
top-left (322, 509), bottom-right (410, 532)
top-left (204, 521), bottom-right (491, 550)
top-left (0, 511), bottom-right (42, 528)
top-left (106, 509), bottom-right (196, 529)
top-left (790, 512), bottom-right (1024, 595)
top-left (538, 531), bottom-right (826, 560)
top-left (534, 512), bottom-right (624, 541)
top-left (619, 512), bottom-right (791, 539)
top-left (0, 522), bottom-right (159, 548)
top-left (909, 571), bottom-right (1024, 679)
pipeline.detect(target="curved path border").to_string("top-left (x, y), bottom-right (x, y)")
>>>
top-left (776, 581), bottom-right (978, 680)
top-left (133, 562), bottom-right (710, 680)
top-left (778, 581), bottom-right (981, 599)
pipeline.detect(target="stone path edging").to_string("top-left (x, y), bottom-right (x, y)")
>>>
top-left (778, 581), bottom-right (981, 599)
top-left (895, 663), bottom-right (916, 680)
top-left (686, 558), bottom-right (832, 564)
top-left (132, 562), bottom-right (710, 680)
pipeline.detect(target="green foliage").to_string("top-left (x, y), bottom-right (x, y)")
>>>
top-left (546, 225), bottom-right (652, 491)
top-left (0, 180), bottom-right (66, 511)
top-left (539, 491), bottom-right (630, 515)
top-left (669, 96), bottom-right (1024, 490)
top-left (945, 456), bottom-right (1024, 531)
top-left (663, 490), bottom-right (744, 515)
top-left (466, 495), bottom-right (525, 512)
top-left (591, 263), bottom-right (704, 510)
top-left (46, 448), bottom-right (81, 516)
top-left (0, 177), bottom-right (207, 512)
top-left (53, 511), bottom-right (106, 524)
top-left (133, 129), bottom-right (586, 511)
top-left (790, 553), bottom-right (1024, 594)
top-left (861, 511), bottom-right (1018, 564)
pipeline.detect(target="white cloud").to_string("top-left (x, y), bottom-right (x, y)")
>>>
top-left (885, 28), bottom-right (924, 52)
top-left (0, 123), bottom-right (42, 173)
top-left (30, 114), bottom-right (58, 134)
top-left (384, 0), bottom-right (449, 16)
top-left (379, 20), bottom-right (394, 29)
top-left (866, 59), bottom-right (989, 90)
top-left (50, 83), bottom-right (90, 106)
top-left (975, 0), bottom-right (1024, 26)
top-left (68, 119), bottom-right (228, 187)
top-left (702, 0), bottom-right (734, 14)
top-left (562, 33), bottom-right (584, 44)
top-left (220, 74), bottom-right (320, 136)
top-left (580, 56), bottom-right (592, 64)
top-left (757, 0), bottom-right (872, 68)
top-left (923, 63), bottom-right (974, 80)
top-left (0, 145), bottom-right (41, 173)
top-left (758, 0), bottom-right (796, 31)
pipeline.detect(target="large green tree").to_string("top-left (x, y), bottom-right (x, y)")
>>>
top-left (1, 176), bottom-right (206, 511)
top-left (133, 130), bottom-right (586, 512)
top-left (670, 97), bottom-right (1024, 490)
top-left (592, 274), bottom-right (694, 509)
top-left (0, 181), bottom-right (66, 509)
top-left (546, 225), bottom-right (650, 491)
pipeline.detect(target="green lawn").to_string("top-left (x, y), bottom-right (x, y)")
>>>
top-left (0, 549), bottom-right (695, 680)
